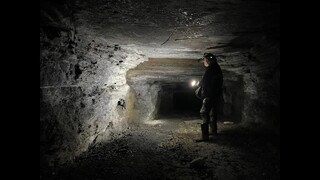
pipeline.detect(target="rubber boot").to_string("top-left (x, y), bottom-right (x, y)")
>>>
top-left (195, 124), bottom-right (209, 142)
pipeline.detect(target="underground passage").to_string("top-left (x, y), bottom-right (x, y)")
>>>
top-left (40, 0), bottom-right (280, 179)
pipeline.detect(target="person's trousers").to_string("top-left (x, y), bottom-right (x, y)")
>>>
top-left (200, 97), bottom-right (219, 134)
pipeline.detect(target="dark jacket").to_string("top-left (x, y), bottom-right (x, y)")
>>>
top-left (200, 62), bottom-right (223, 99)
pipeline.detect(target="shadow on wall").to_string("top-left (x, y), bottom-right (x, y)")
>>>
top-left (221, 73), bottom-right (245, 123)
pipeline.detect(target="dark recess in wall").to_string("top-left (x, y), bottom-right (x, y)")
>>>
top-left (173, 92), bottom-right (202, 112)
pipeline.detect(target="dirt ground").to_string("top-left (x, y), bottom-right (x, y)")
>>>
top-left (40, 115), bottom-right (280, 180)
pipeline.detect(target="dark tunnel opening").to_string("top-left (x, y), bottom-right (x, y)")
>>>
top-left (155, 79), bottom-right (242, 122)
top-left (172, 92), bottom-right (201, 111)
top-left (157, 83), bottom-right (203, 118)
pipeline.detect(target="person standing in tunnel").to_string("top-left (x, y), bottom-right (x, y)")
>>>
top-left (195, 53), bottom-right (223, 142)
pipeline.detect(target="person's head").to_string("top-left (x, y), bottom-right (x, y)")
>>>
top-left (202, 53), bottom-right (217, 67)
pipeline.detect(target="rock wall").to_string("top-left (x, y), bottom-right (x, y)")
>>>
top-left (242, 40), bottom-right (280, 130)
top-left (222, 71), bottom-right (245, 121)
top-left (158, 88), bottom-right (174, 116)
top-left (127, 83), bottom-right (162, 123)
top-left (40, 0), bottom-right (146, 166)
top-left (218, 36), bottom-right (280, 130)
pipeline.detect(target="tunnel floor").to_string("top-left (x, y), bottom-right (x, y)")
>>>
top-left (41, 116), bottom-right (280, 180)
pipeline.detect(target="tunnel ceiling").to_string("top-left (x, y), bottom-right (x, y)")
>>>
top-left (70, 0), bottom-right (279, 58)
top-left (127, 58), bottom-right (204, 84)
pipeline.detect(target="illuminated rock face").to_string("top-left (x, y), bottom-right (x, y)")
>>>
top-left (40, 0), bottom-right (279, 166)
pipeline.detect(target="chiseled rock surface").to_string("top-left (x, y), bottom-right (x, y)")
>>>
top-left (40, 1), bottom-right (146, 166)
